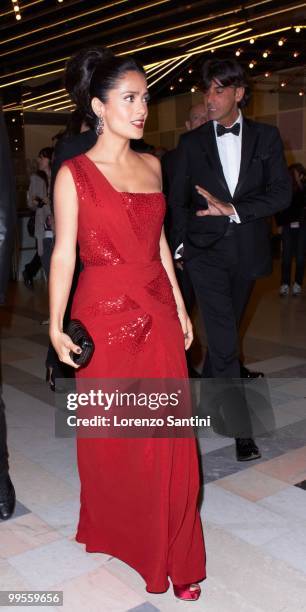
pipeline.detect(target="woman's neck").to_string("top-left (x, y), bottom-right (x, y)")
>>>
top-left (90, 133), bottom-right (131, 164)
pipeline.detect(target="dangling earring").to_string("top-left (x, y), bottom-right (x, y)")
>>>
top-left (96, 115), bottom-right (104, 136)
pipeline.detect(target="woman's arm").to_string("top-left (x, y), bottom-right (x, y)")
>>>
top-left (160, 226), bottom-right (193, 350)
top-left (49, 165), bottom-right (81, 368)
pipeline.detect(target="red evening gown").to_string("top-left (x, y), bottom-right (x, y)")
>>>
top-left (63, 153), bottom-right (206, 593)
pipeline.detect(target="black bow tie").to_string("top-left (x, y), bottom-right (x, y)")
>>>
top-left (216, 122), bottom-right (240, 137)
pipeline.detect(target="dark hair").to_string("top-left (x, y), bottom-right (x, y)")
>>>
top-left (201, 58), bottom-right (251, 108)
top-left (38, 146), bottom-right (53, 161)
top-left (64, 47), bottom-right (146, 131)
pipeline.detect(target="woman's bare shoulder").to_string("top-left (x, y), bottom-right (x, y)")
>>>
top-left (55, 164), bottom-right (76, 184)
top-left (137, 152), bottom-right (161, 184)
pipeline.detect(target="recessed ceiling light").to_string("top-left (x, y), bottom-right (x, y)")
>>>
top-left (249, 38), bottom-right (255, 44)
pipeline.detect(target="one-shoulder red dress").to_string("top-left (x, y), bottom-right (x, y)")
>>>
top-left (63, 154), bottom-right (206, 593)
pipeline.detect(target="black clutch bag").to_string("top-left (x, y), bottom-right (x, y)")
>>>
top-left (65, 319), bottom-right (95, 367)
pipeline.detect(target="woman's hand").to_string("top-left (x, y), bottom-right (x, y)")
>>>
top-left (177, 307), bottom-right (193, 350)
top-left (50, 330), bottom-right (81, 369)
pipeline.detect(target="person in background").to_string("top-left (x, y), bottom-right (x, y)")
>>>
top-left (22, 147), bottom-right (53, 289)
top-left (162, 103), bottom-right (208, 201)
top-left (0, 109), bottom-right (16, 520)
top-left (185, 103), bottom-right (208, 132)
top-left (276, 163), bottom-right (306, 296)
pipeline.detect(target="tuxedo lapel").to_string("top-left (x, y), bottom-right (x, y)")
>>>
top-left (199, 122), bottom-right (231, 198)
top-left (234, 118), bottom-right (259, 198)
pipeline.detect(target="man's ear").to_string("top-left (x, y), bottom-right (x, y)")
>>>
top-left (185, 120), bottom-right (191, 131)
top-left (235, 87), bottom-right (245, 104)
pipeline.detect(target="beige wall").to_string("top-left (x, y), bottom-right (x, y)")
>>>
top-left (24, 122), bottom-right (66, 163)
top-left (144, 69), bottom-right (306, 167)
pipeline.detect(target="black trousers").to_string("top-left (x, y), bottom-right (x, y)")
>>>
top-left (175, 265), bottom-right (195, 316)
top-left (0, 395), bottom-right (9, 479)
top-left (186, 232), bottom-right (255, 437)
top-left (24, 251), bottom-right (41, 279)
top-left (281, 225), bottom-right (306, 286)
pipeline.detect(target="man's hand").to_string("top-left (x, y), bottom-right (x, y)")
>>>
top-left (195, 185), bottom-right (234, 217)
top-left (175, 260), bottom-right (184, 271)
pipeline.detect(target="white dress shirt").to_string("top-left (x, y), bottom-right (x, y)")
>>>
top-left (214, 110), bottom-right (242, 200)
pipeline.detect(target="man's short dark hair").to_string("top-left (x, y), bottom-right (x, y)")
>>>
top-left (201, 58), bottom-right (251, 107)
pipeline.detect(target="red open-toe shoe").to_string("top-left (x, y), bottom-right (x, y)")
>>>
top-left (173, 583), bottom-right (201, 601)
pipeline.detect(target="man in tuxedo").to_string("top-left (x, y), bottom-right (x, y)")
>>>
top-left (0, 109), bottom-right (16, 519)
top-left (169, 59), bottom-right (291, 460)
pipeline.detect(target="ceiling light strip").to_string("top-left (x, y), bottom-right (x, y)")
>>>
top-left (147, 58), bottom-right (184, 80)
top-left (22, 88), bottom-right (66, 102)
top-left (0, 0), bottom-right (43, 17)
top-left (0, 57), bottom-right (69, 81)
top-left (54, 103), bottom-right (76, 112)
top-left (211, 28), bottom-right (252, 43)
top-left (23, 93), bottom-right (70, 109)
top-left (148, 55), bottom-right (191, 88)
top-left (0, 0), bottom-right (170, 56)
top-left (188, 25), bottom-right (292, 53)
top-left (1, 0), bottom-right (130, 46)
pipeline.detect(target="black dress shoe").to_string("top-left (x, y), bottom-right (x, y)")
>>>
top-left (240, 365), bottom-right (264, 379)
top-left (235, 438), bottom-right (262, 462)
top-left (0, 475), bottom-right (16, 520)
top-left (22, 269), bottom-right (34, 290)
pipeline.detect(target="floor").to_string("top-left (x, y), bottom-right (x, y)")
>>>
top-left (1, 263), bottom-right (306, 612)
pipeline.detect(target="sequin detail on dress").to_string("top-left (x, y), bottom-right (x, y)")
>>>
top-left (86, 295), bottom-right (140, 317)
top-left (72, 158), bottom-right (102, 207)
top-left (146, 269), bottom-right (177, 312)
top-left (82, 226), bottom-right (125, 266)
top-left (107, 313), bottom-right (152, 353)
top-left (123, 192), bottom-right (164, 241)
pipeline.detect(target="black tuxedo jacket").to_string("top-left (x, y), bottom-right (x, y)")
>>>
top-left (168, 117), bottom-right (291, 278)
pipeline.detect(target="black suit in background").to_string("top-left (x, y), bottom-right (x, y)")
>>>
top-left (0, 111), bottom-right (16, 479)
top-left (50, 129), bottom-right (97, 211)
top-left (162, 148), bottom-right (195, 315)
top-left (169, 117), bottom-right (291, 380)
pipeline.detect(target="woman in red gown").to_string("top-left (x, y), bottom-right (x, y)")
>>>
top-left (49, 48), bottom-right (206, 600)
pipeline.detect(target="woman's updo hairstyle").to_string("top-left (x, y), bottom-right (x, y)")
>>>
top-left (64, 47), bottom-right (146, 131)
